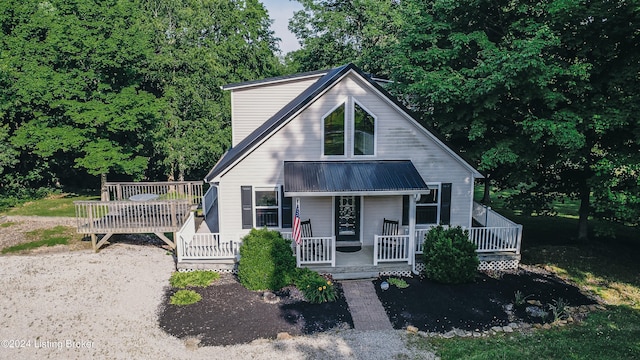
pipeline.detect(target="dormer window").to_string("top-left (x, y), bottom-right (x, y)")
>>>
top-left (322, 99), bottom-right (376, 157)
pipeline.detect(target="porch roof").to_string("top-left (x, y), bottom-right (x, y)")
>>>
top-left (284, 160), bottom-right (429, 196)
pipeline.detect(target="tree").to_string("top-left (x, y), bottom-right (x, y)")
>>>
top-left (390, 0), bottom-right (640, 239)
top-left (142, 0), bottom-right (281, 181)
top-left (287, 0), bottom-right (401, 75)
top-left (1, 0), bottom-right (163, 188)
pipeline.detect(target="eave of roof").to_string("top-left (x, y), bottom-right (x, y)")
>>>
top-left (221, 69), bottom-right (329, 91)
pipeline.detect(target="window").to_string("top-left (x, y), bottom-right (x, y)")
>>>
top-left (416, 185), bottom-right (440, 224)
top-left (255, 187), bottom-right (279, 227)
top-left (323, 103), bottom-right (345, 155)
top-left (354, 103), bottom-right (375, 155)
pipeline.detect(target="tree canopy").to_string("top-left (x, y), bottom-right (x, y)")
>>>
top-left (290, 0), bottom-right (640, 237)
top-left (0, 0), bottom-right (281, 196)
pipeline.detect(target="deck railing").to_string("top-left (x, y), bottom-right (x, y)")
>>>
top-left (176, 212), bottom-right (240, 261)
top-left (374, 234), bottom-right (411, 265)
top-left (74, 200), bottom-right (191, 234)
top-left (296, 236), bottom-right (336, 267)
top-left (202, 186), bottom-right (217, 219)
top-left (102, 181), bottom-right (203, 205)
top-left (414, 227), bottom-right (434, 254)
top-left (469, 226), bottom-right (522, 253)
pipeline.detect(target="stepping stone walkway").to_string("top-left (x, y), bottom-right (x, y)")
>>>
top-left (341, 280), bottom-right (393, 330)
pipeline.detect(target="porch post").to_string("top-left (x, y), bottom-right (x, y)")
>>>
top-left (408, 194), bottom-right (417, 267)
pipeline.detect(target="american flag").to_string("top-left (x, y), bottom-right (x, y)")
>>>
top-left (292, 201), bottom-right (301, 245)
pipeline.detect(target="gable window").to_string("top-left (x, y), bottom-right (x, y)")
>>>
top-left (323, 103), bottom-right (345, 156)
top-left (416, 185), bottom-right (440, 224)
top-left (354, 103), bottom-right (375, 155)
top-left (255, 187), bottom-right (279, 227)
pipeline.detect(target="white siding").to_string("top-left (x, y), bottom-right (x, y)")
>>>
top-left (361, 196), bottom-right (403, 246)
top-left (217, 71), bottom-right (475, 241)
top-left (231, 77), bottom-right (322, 146)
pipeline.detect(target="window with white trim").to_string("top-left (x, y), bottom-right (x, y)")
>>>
top-left (255, 187), bottom-right (279, 227)
top-left (416, 184), bottom-right (440, 225)
top-left (353, 102), bottom-right (375, 155)
top-left (323, 103), bottom-right (346, 156)
top-left (322, 98), bottom-right (376, 157)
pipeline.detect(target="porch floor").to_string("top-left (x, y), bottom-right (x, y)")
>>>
top-left (305, 246), bottom-right (413, 279)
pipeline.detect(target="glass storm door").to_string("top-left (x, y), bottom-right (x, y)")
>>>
top-left (335, 196), bottom-right (360, 242)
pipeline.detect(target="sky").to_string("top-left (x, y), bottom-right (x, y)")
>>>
top-left (261, 0), bottom-right (304, 54)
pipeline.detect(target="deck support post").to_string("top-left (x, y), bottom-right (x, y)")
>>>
top-left (92, 233), bottom-right (114, 252)
top-left (155, 232), bottom-right (176, 249)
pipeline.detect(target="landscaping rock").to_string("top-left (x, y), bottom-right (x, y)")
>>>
top-left (491, 326), bottom-right (503, 332)
top-left (502, 326), bottom-right (514, 333)
top-left (262, 291), bottom-right (280, 304)
top-left (442, 330), bottom-right (456, 339)
top-left (406, 325), bottom-right (419, 334)
top-left (277, 332), bottom-right (293, 340)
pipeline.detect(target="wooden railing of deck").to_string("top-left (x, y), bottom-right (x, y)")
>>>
top-left (102, 181), bottom-right (203, 205)
top-left (74, 199), bottom-right (191, 234)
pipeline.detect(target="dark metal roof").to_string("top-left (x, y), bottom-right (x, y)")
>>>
top-left (221, 69), bottom-right (329, 90)
top-left (284, 161), bottom-right (429, 194)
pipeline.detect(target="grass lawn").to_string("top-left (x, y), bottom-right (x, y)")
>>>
top-left (2, 193), bottom-right (99, 217)
top-left (408, 188), bottom-right (640, 359)
top-left (1, 225), bottom-right (89, 254)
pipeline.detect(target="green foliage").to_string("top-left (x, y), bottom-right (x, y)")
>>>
top-left (170, 290), bottom-right (202, 306)
top-left (169, 271), bottom-right (220, 289)
top-left (418, 306), bottom-right (640, 360)
top-left (287, 0), bottom-right (401, 74)
top-left (514, 290), bottom-right (532, 307)
top-left (294, 268), bottom-right (337, 304)
top-left (1, 226), bottom-right (72, 254)
top-left (389, 0), bottom-right (640, 238)
top-left (238, 228), bottom-right (296, 291)
top-left (422, 226), bottom-right (478, 284)
top-left (0, 222), bottom-right (17, 228)
top-left (548, 298), bottom-right (570, 322)
top-left (387, 277), bottom-right (409, 289)
top-left (3, 193), bottom-right (98, 217)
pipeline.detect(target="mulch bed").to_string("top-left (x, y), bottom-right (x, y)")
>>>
top-left (374, 269), bottom-right (598, 332)
top-left (158, 278), bottom-right (353, 346)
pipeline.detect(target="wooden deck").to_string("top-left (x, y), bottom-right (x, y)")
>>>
top-left (74, 198), bottom-right (192, 251)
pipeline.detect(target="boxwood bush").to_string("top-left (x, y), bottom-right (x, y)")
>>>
top-left (238, 228), bottom-right (296, 291)
top-left (422, 225), bottom-right (479, 284)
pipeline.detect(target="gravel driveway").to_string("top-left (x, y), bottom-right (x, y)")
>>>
top-left (0, 243), bottom-right (436, 359)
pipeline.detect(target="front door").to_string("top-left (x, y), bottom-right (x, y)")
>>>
top-left (335, 196), bottom-right (360, 242)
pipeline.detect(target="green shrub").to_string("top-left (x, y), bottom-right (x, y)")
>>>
top-left (169, 271), bottom-right (220, 288)
top-left (170, 290), bottom-right (202, 305)
top-left (238, 228), bottom-right (296, 291)
top-left (294, 268), bottom-right (337, 303)
top-left (422, 225), bottom-right (479, 284)
top-left (387, 277), bottom-right (409, 289)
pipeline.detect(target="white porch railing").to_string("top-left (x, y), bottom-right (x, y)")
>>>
top-left (471, 202), bottom-right (522, 254)
top-left (413, 227), bottom-right (434, 255)
top-left (295, 236), bottom-right (336, 267)
top-left (374, 235), bottom-right (411, 265)
top-left (176, 212), bottom-right (240, 262)
top-left (202, 186), bottom-right (217, 219)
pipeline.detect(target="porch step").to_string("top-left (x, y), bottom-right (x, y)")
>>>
top-left (331, 271), bottom-right (379, 280)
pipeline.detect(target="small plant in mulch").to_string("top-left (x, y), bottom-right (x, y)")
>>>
top-left (167, 270), bottom-right (220, 306)
top-left (548, 297), bottom-right (570, 322)
top-left (294, 268), bottom-right (337, 304)
top-left (170, 290), bottom-right (202, 306)
top-left (514, 290), bottom-right (533, 307)
top-left (170, 270), bottom-right (220, 288)
top-left (387, 277), bottom-right (409, 289)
